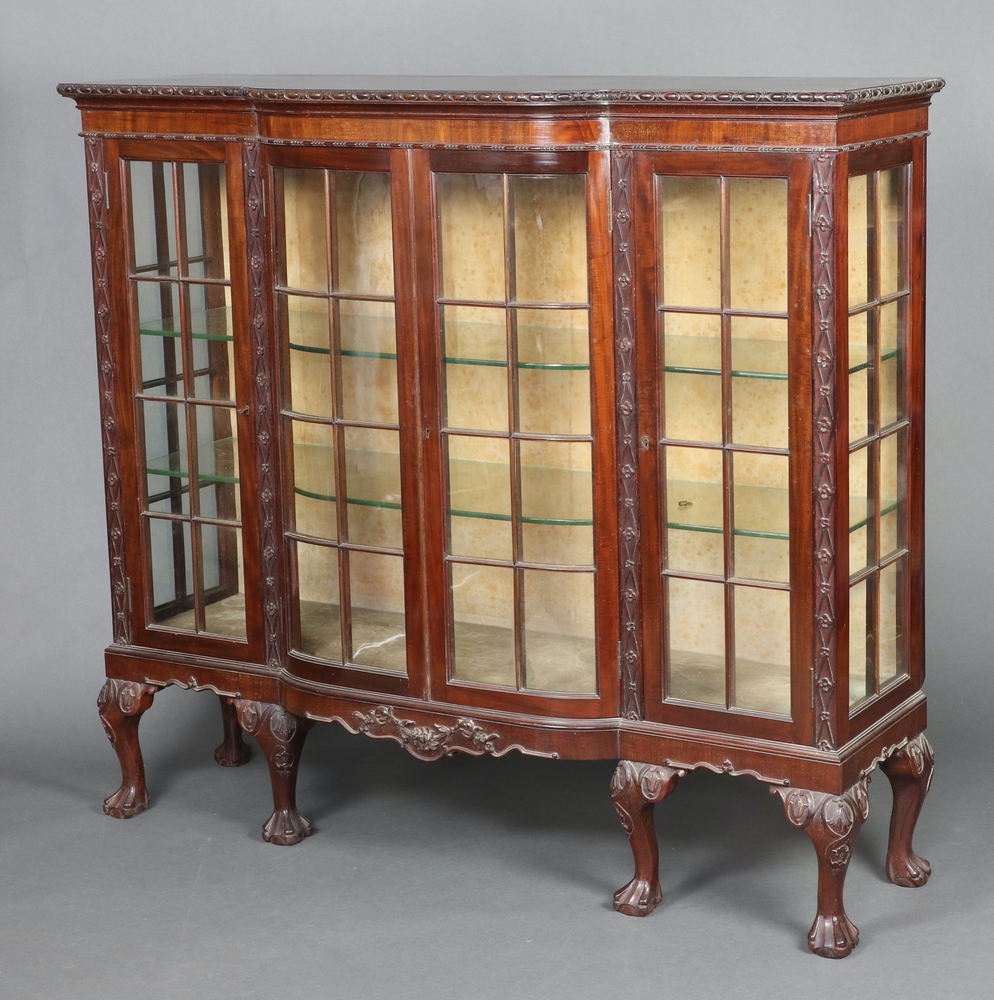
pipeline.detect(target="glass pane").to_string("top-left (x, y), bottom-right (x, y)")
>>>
top-left (734, 586), bottom-right (790, 716)
top-left (284, 296), bottom-right (333, 418)
top-left (333, 171), bottom-right (394, 297)
top-left (143, 399), bottom-right (189, 514)
top-left (731, 316), bottom-right (789, 449)
top-left (520, 437), bottom-right (594, 568)
top-left (182, 162), bottom-right (228, 280)
top-left (879, 559), bottom-right (906, 686)
top-left (879, 167), bottom-right (908, 298)
top-left (136, 281), bottom-right (182, 395)
top-left (658, 176), bottom-right (720, 308)
top-left (667, 577), bottom-right (725, 706)
top-left (291, 419), bottom-right (337, 541)
top-left (443, 304), bottom-right (508, 431)
top-left (129, 161), bottom-right (177, 277)
top-left (522, 570), bottom-right (596, 693)
top-left (662, 312), bottom-right (722, 444)
top-left (879, 300), bottom-right (903, 428)
top-left (280, 168), bottom-right (330, 292)
top-left (193, 403), bottom-right (238, 492)
top-left (848, 174), bottom-right (871, 308)
top-left (733, 452), bottom-right (789, 584)
top-left (343, 427), bottom-right (402, 550)
top-left (849, 445), bottom-right (872, 576)
top-left (510, 175), bottom-right (587, 304)
top-left (728, 178), bottom-right (788, 313)
top-left (348, 550), bottom-right (407, 673)
top-left (447, 435), bottom-right (512, 561)
top-left (665, 445), bottom-right (723, 577)
top-left (880, 431), bottom-right (904, 559)
top-left (201, 524), bottom-right (246, 638)
top-left (295, 540), bottom-right (342, 662)
top-left (517, 310), bottom-right (590, 436)
top-left (188, 284), bottom-right (234, 401)
top-left (848, 310), bottom-right (871, 441)
top-left (148, 516), bottom-right (193, 626)
top-left (450, 562), bottom-right (515, 687)
top-left (519, 440), bottom-right (593, 563)
top-left (437, 173), bottom-right (505, 302)
top-left (849, 578), bottom-right (870, 707)
top-left (340, 300), bottom-right (399, 424)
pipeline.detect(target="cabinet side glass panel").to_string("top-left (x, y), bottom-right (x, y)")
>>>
top-left (847, 166), bottom-right (911, 711)
top-left (277, 167), bottom-right (407, 674)
top-left (657, 172), bottom-right (791, 718)
top-left (436, 170), bottom-right (595, 695)
top-left (128, 159), bottom-right (246, 638)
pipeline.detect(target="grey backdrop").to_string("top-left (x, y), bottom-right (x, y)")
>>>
top-left (1, 2), bottom-right (990, 997)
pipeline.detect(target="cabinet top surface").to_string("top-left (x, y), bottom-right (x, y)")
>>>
top-left (57, 74), bottom-right (944, 107)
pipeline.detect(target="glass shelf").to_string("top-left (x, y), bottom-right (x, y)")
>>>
top-left (664, 334), bottom-right (896, 379)
top-left (286, 312), bottom-right (590, 371)
top-left (293, 442), bottom-right (592, 526)
top-left (139, 307), bottom-right (233, 342)
top-left (667, 478), bottom-right (896, 540)
top-left (664, 335), bottom-right (786, 380)
top-left (146, 437), bottom-right (238, 484)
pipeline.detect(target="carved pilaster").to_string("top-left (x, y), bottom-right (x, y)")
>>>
top-left (611, 760), bottom-right (684, 916)
top-left (243, 140), bottom-right (282, 671)
top-left (233, 700), bottom-right (313, 845)
top-left (774, 777), bottom-right (870, 958)
top-left (881, 733), bottom-right (934, 887)
top-left (85, 137), bottom-right (130, 646)
top-left (612, 150), bottom-right (642, 721)
top-left (811, 151), bottom-right (839, 750)
top-left (97, 678), bottom-right (159, 818)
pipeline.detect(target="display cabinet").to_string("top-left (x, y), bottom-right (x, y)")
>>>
top-left (61, 75), bottom-right (943, 958)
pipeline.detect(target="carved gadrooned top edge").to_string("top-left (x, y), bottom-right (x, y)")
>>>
top-left (57, 79), bottom-right (945, 106)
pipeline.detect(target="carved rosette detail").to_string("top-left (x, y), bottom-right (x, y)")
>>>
top-left (612, 150), bottom-right (642, 721)
top-left (811, 152), bottom-right (838, 750)
top-left (352, 706), bottom-right (503, 761)
top-left (243, 141), bottom-right (282, 670)
top-left (85, 137), bottom-right (130, 645)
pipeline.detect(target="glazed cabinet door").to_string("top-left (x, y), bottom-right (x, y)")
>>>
top-left (106, 139), bottom-right (265, 660)
top-left (415, 150), bottom-right (618, 719)
top-left (634, 152), bottom-right (812, 742)
top-left (270, 148), bottom-right (425, 697)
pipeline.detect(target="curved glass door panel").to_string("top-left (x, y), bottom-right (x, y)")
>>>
top-left (128, 159), bottom-right (246, 639)
top-left (657, 171), bottom-right (791, 718)
top-left (436, 170), bottom-right (595, 695)
top-left (847, 166), bottom-right (911, 710)
top-left (277, 166), bottom-right (407, 675)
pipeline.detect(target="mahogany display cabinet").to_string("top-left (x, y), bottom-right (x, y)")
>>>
top-left (60, 75), bottom-right (943, 958)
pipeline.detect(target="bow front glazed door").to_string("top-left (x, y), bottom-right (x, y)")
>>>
top-left (272, 148), bottom-right (617, 718)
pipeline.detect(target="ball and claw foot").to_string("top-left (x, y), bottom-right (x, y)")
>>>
top-left (610, 760), bottom-right (684, 917)
top-left (809, 914), bottom-right (859, 960)
top-left (214, 696), bottom-right (252, 767)
top-left (103, 784), bottom-right (150, 820)
top-left (613, 877), bottom-right (663, 917)
top-left (262, 808), bottom-right (313, 846)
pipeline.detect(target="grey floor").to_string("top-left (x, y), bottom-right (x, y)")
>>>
top-left (0, 656), bottom-right (990, 1000)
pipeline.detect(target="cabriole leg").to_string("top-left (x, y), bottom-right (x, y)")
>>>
top-left (881, 733), bottom-right (934, 887)
top-left (214, 694), bottom-right (252, 767)
top-left (774, 778), bottom-right (870, 959)
top-left (611, 760), bottom-right (684, 916)
top-left (233, 700), bottom-right (314, 846)
top-left (97, 678), bottom-right (159, 819)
